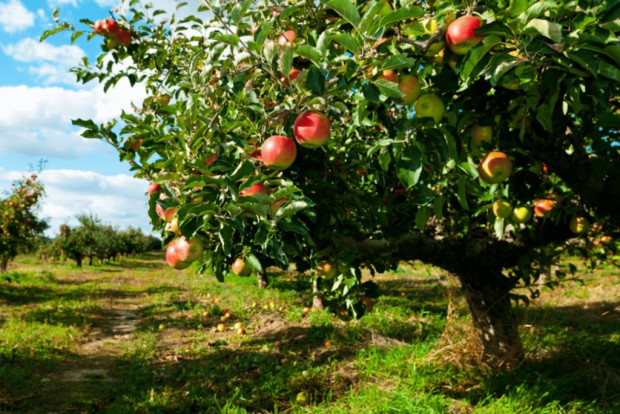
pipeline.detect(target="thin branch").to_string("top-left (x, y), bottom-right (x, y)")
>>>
top-left (399, 26), bottom-right (444, 54)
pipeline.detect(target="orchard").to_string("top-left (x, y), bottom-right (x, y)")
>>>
top-left (45, 0), bottom-right (619, 367)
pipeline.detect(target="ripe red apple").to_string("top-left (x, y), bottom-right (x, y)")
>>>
top-left (278, 30), bottom-right (296, 46)
top-left (117, 29), bottom-right (132, 47)
top-left (317, 260), bottom-right (337, 278)
top-left (478, 151), bottom-right (513, 184)
top-left (125, 137), bottom-right (143, 151)
top-left (511, 206), bottom-right (532, 224)
top-left (414, 94), bottom-right (445, 123)
top-left (232, 258), bottom-right (251, 276)
top-left (445, 15), bottom-right (484, 55)
top-left (534, 198), bottom-right (556, 217)
top-left (398, 75), bottom-right (421, 105)
top-left (470, 125), bottom-right (493, 149)
top-left (239, 182), bottom-right (267, 197)
top-left (147, 182), bottom-right (161, 195)
top-left (569, 216), bottom-right (589, 235)
top-left (293, 111), bottom-right (330, 148)
top-left (102, 18), bottom-right (120, 35)
top-left (261, 135), bottom-right (297, 170)
top-left (173, 236), bottom-right (203, 262)
top-left (166, 239), bottom-right (192, 269)
top-left (492, 200), bottom-right (512, 218)
top-left (94, 20), bottom-right (105, 34)
top-left (381, 70), bottom-right (398, 83)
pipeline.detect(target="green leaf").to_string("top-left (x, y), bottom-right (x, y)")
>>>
top-left (494, 217), bottom-right (506, 239)
top-left (72, 118), bottom-right (99, 130)
top-left (395, 144), bottom-right (422, 189)
top-left (326, 0), bottom-right (361, 28)
top-left (474, 21), bottom-right (514, 37)
top-left (219, 224), bottom-right (233, 257)
top-left (331, 33), bottom-right (358, 53)
top-left (599, 60), bottom-right (620, 82)
top-left (376, 7), bottom-right (423, 31)
top-left (509, 0), bottom-right (528, 17)
top-left (230, 160), bottom-right (255, 182)
top-left (518, 1), bottom-right (558, 26)
top-left (246, 254), bottom-right (263, 273)
top-left (280, 43), bottom-right (293, 77)
top-left (460, 35), bottom-right (501, 81)
top-left (276, 200), bottom-right (313, 219)
top-left (456, 176), bottom-right (469, 210)
top-left (373, 78), bottom-right (404, 98)
top-left (415, 206), bottom-right (432, 231)
top-left (523, 19), bottom-right (563, 43)
top-left (359, 0), bottom-right (390, 34)
top-left (295, 45), bottom-right (321, 66)
top-left (378, 148), bottom-right (391, 171)
top-left (306, 66), bottom-right (326, 96)
top-left (382, 54), bottom-right (415, 70)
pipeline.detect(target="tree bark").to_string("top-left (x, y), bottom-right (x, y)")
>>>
top-left (0, 258), bottom-right (8, 274)
top-left (76, 256), bottom-right (82, 267)
top-left (257, 271), bottom-right (269, 289)
top-left (88, 256), bottom-right (93, 266)
top-left (312, 278), bottom-right (325, 310)
top-left (459, 275), bottom-right (524, 368)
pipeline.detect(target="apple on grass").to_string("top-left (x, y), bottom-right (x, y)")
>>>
top-left (261, 135), bottom-right (297, 170)
top-left (493, 200), bottom-right (512, 218)
top-left (445, 15), bottom-right (484, 55)
top-left (511, 206), bottom-right (532, 224)
top-left (414, 94), bottom-right (445, 123)
top-left (293, 112), bottom-right (330, 148)
top-left (232, 258), bottom-right (251, 276)
top-left (398, 75), bottom-right (421, 105)
top-left (478, 152), bottom-right (513, 184)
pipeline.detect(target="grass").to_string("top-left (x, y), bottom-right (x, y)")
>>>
top-left (0, 253), bottom-right (618, 413)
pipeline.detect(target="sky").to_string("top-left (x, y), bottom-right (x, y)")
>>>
top-left (0, 0), bottom-right (199, 235)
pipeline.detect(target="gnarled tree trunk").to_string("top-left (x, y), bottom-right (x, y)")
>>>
top-left (257, 271), bottom-right (269, 289)
top-left (459, 275), bottom-right (524, 368)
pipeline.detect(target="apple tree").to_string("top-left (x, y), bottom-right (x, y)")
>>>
top-left (46, 0), bottom-right (619, 366)
top-left (0, 174), bottom-right (47, 273)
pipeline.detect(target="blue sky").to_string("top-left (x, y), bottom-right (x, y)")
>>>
top-left (0, 0), bottom-right (185, 235)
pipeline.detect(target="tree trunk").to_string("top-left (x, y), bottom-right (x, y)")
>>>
top-left (0, 258), bottom-right (8, 274)
top-left (459, 275), bottom-right (524, 368)
top-left (88, 256), bottom-right (93, 266)
top-left (312, 278), bottom-right (324, 310)
top-left (76, 256), bottom-right (82, 267)
top-left (257, 271), bottom-right (269, 288)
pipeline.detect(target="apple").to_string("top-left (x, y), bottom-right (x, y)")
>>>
top-left (174, 236), bottom-right (204, 262)
top-left (117, 29), bottom-right (131, 47)
top-left (511, 206), bottom-right (532, 224)
top-left (282, 68), bottom-right (301, 84)
top-left (166, 239), bottom-right (191, 269)
top-left (278, 30), bottom-right (296, 46)
top-left (317, 260), bottom-right (337, 278)
top-left (478, 151), bottom-right (513, 184)
top-left (217, 323), bottom-right (226, 332)
top-left (165, 216), bottom-right (181, 235)
top-left (239, 182), bottom-right (267, 197)
top-left (102, 18), bottom-right (120, 35)
top-left (94, 20), bottom-right (105, 34)
top-left (232, 258), bottom-right (251, 276)
top-left (600, 235), bottom-right (613, 244)
top-left (398, 75), bottom-right (421, 105)
top-left (156, 203), bottom-right (177, 222)
top-left (470, 125), bottom-right (493, 149)
top-left (569, 216), bottom-right (589, 235)
top-left (147, 182), bottom-right (161, 195)
top-left (293, 111), bottom-right (330, 148)
top-left (154, 94), bottom-right (171, 107)
top-left (271, 197), bottom-right (288, 214)
top-left (492, 200), bottom-right (513, 218)
top-left (414, 94), bottom-right (445, 123)
top-left (381, 70), bottom-right (398, 83)
top-left (534, 198), bottom-right (556, 217)
top-left (445, 15), bottom-right (484, 55)
top-left (261, 135), bottom-right (297, 170)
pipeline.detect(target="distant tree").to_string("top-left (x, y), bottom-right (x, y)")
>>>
top-left (0, 173), bottom-right (47, 273)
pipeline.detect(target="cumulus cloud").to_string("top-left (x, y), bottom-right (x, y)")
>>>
top-left (0, 169), bottom-right (152, 235)
top-left (0, 0), bottom-right (35, 33)
top-left (0, 80), bottom-right (147, 159)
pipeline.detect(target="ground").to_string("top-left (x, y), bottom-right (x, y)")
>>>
top-left (0, 253), bottom-right (618, 413)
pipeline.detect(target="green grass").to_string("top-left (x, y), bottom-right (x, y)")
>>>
top-left (0, 253), bottom-right (618, 413)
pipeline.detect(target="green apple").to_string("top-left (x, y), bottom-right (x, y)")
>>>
top-left (398, 75), bottom-right (421, 105)
top-left (470, 125), bottom-right (493, 150)
top-left (569, 216), bottom-right (589, 235)
top-left (478, 152), bottom-right (513, 184)
top-left (511, 206), bottom-right (532, 224)
top-left (492, 200), bottom-right (512, 218)
top-left (414, 94), bottom-right (445, 123)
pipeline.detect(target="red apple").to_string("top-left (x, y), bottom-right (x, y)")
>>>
top-left (102, 18), bottom-right (120, 35)
top-left (174, 236), bottom-right (204, 262)
top-left (94, 20), bottom-right (105, 34)
top-left (478, 151), bottom-right (513, 184)
top-left (261, 135), bottom-right (297, 170)
top-left (534, 198), bottom-right (556, 217)
top-left (232, 258), bottom-right (251, 276)
top-left (239, 183), bottom-right (267, 197)
top-left (204, 155), bottom-right (219, 165)
top-left (278, 30), bottom-right (296, 46)
top-left (398, 74), bottom-right (421, 105)
top-left (166, 239), bottom-right (191, 269)
top-left (381, 70), bottom-right (398, 83)
top-left (293, 111), bottom-right (330, 148)
top-left (125, 137), bottom-right (143, 151)
top-left (147, 182), bottom-right (161, 195)
top-left (445, 15), bottom-right (484, 55)
top-left (271, 197), bottom-right (288, 214)
top-left (117, 29), bottom-right (131, 47)
top-left (470, 125), bottom-right (493, 149)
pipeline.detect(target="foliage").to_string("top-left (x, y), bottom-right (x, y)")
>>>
top-left (0, 174), bottom-right (47, 273)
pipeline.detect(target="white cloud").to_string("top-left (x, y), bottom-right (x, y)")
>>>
top-left (0, 0), bottom-right (35, 33)
top-left (0, 81), bottom-right (147, 159)
top-left (0, 169), bottom-right (152, 235)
